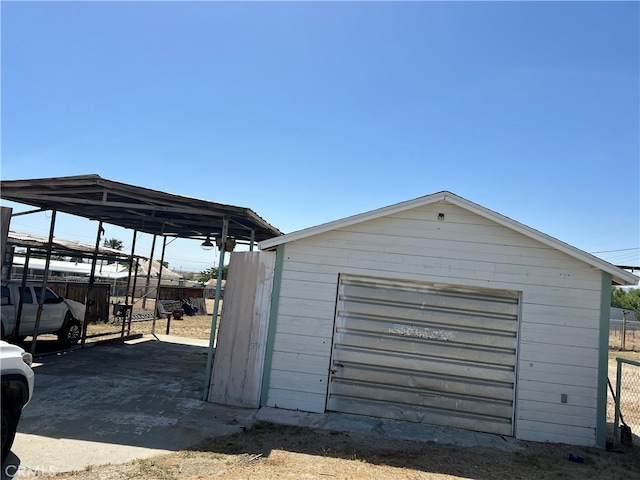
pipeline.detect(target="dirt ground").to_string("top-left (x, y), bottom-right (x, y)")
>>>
top-left (32, 298), bottom-right (218, 345)
top-left (33, 304), bottom-right (640, 480)
top-left (610, 329), bottom-right (640, 352)
top-left (83, 309), bottom-right (215, 342)
top-left (40, 420), bottom-right (640, 480)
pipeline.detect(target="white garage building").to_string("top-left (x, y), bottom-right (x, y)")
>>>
top-left (210, 191), bottom-right (638, 447)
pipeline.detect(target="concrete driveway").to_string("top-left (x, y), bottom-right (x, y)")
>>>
top-left (3, 335), bottom-right (257, 476)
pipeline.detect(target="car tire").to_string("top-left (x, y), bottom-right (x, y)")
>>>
top-left (1, 403), bottom-right (18, 463)
top-left (57, 316), bottom-right (82, 346)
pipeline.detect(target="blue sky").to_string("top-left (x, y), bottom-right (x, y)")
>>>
top-left (1, 1), bottom-right (639, 273)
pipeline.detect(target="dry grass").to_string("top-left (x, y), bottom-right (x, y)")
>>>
top-left (32, 299), bottom-right (217, 351)
top-left (81, 298), bottom-right (217, 343)
top-left (609, 329), bottom-right (640, 352)
top-left (42, 421), bottom-right (640, 480)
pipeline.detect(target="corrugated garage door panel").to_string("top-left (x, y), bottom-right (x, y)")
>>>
top-left (327, 275), bottom-right (520, 436)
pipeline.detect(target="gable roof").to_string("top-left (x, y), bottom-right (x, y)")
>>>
top-left (258, 191), bottom-right (638, 286)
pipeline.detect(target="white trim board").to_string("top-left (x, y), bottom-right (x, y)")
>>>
top-left (258, 191), bottom-right (638, 286)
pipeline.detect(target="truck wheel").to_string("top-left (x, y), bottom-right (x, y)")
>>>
top-left (1, 403), bottom-right (18, 463)
top-left (58, 317), bottom-right (82, 346)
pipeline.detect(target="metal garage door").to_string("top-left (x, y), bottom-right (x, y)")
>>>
top-left (327, 274), bottom-right (520, 436)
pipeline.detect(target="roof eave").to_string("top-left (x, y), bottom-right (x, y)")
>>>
top-left (258, 191), bottom-right (450, 250)
top-left (258, 191), bottom-right (639, 286)
top-left (1, 175), bottom-right (282, 242)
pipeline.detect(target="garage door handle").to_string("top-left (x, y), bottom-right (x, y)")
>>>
top-left (330, 363), bottom-right (344, 374)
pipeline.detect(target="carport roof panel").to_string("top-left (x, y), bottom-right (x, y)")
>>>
top-left (0, 174), bottom-right (282, 242)
top-left (8, 230), bottom-right (131, 260)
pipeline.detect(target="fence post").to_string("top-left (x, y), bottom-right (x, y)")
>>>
top-left (613, 358), bottom-right (622, 445)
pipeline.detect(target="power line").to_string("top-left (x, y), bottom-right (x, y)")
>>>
top-left (591, 248), bottom-right (640, 254)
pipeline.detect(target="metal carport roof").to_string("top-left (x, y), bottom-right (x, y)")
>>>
top-left (1, 174), bottom-right (282, 398)
top-left (0, 174), bottom-right (282, 244)
top-left (6, 230), bottom-right (130, 261)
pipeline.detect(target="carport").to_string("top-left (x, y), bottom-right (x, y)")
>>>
top-left (0, 174), bottom-right (282, 399)
top-left (3, 230), bottom-right (134, 336)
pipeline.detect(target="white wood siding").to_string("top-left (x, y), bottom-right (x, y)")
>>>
top-left (264, 202), bottom-right (603, 445)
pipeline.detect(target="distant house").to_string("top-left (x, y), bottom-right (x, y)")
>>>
top-left (6, 230), bottom-right (182, 284)
top-left (136, 258), bottom-right (183, 283)
top-left (12, 256), bottom-right (131, 280)
top-left (12, 256), bottom-right (182, 283)
top-left (204, 278), bottom-right (226, 299)
top-left (211, 191), bottom-right (638, 448)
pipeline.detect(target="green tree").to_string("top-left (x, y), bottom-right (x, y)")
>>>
top-left (611, 287), bottom-right (640, 319)
top-left (198, 265), bottom-right (229, 283)
top-left (104, 238), bottom-right (124, 250)
top-left (182, 271), bottom-right (197, 281)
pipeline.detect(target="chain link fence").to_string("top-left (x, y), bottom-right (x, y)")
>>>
top-left (609, 319), bottom-right (640, 351)
top-left (612, 357), bottom-right (640, 447)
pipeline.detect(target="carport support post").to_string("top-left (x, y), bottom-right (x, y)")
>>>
top-left (121, 229), bottom-right (138, 337)
top-left (143, 235), bottom-right (157, 310)
top-left (152, 235), bottom-right (168, 335)
top-left (202, 217), bottom-right (228, 401)
top-left (129, 258), bottom-right (141, 333)
top-left (81, 221), bottom-right (104, 348)
top-left (31, 210), bottom-right (56, 356)
top-left (12, 248), bottom-right (30, 342)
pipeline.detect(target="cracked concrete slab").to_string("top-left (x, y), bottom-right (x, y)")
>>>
top-left (4, 336), bottom-right (256, 476)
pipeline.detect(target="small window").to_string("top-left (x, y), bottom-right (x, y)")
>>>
top-left (44, 288), bottom-right (59, 302)
top-left (1, 286), bottom-right (10, 305)
top-left (33, 286), bottom-right (61, 304)
top-left (19, 287), bottom-right (33, 304)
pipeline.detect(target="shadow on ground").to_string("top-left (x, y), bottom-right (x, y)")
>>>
top-left (173, 421), bottom-right (640, 480)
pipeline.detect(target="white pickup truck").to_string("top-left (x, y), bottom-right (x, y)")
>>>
top-left (0, 340), bottom-right (35, 462)
top-left (1, 280), bottom-right (86, 346)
